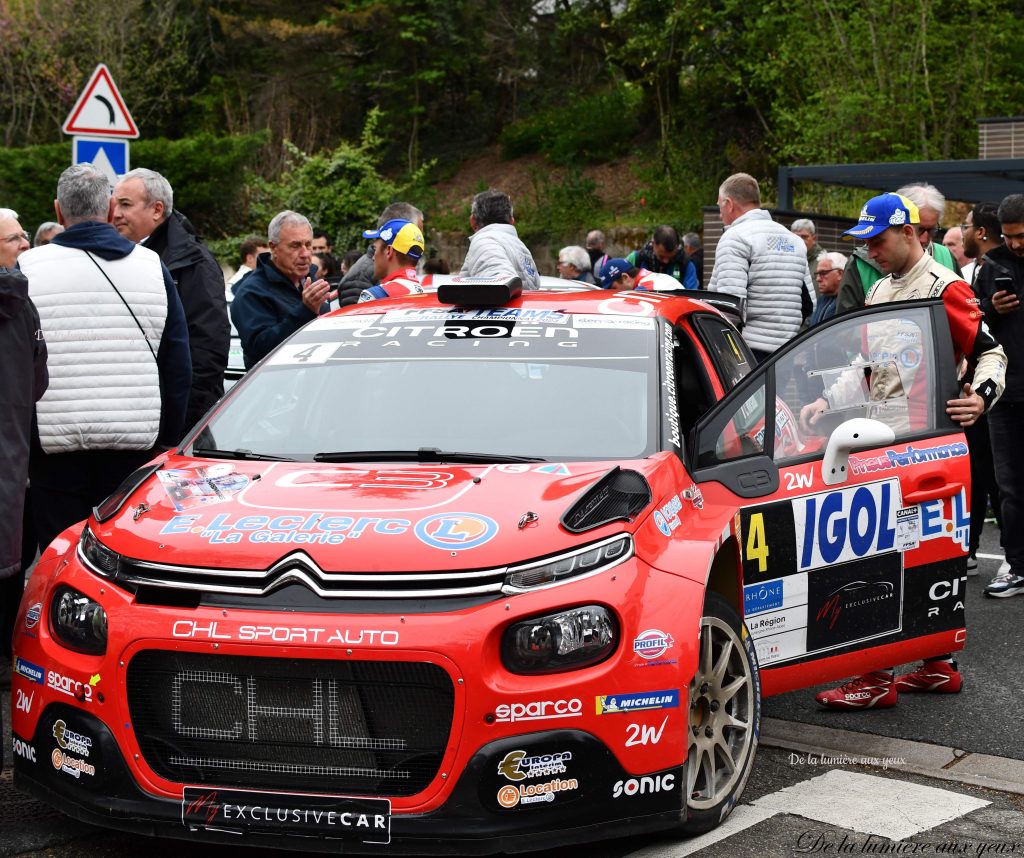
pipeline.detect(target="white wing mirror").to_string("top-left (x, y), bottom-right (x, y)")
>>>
top-left (821, 418), bottom-right (895, 486)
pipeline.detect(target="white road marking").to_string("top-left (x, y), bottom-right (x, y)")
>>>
top-left (630, 771), bottom-right (990, 856)
top-left (751, 770), bottom-right (990, 840)
top-left (975, 552), bottom-right (1005, 561)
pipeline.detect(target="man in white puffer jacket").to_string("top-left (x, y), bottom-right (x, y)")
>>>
top-left (709, 173), bottom-right (813, 361)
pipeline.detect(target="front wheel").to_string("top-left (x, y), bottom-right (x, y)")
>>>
top-left (680, 592), bottom-right (760, 835)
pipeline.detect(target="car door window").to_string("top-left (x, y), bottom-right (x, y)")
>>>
top-left (771, 304), bottom-right (941, 465)
top-left (692, 315), bottom-right (754, 391)
top-left (693, 301), bottom-right (954, 475)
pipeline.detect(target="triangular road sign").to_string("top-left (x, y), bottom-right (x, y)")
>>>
top-left (62, 63), bottom-right (139, 138)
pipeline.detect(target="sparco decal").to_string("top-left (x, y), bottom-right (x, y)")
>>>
top-left (47, 670), bottom-right (94, 702)
top-left (612, 774), bottom-right (676, 798)
top-left (494, 699), bottom-right (583, 723)
top-left (496, 778), bottom-right (579, 808)
top-left (171, 621), bottom-right (399, 646)
top-left (497, 750), bottom-right (572, 781)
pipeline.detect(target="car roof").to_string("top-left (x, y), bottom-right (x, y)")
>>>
top-left (336, 287), bottom-right (731, 325)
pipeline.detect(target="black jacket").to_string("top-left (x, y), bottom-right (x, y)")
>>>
top-left (146, 212), bottom-right (229, 427)
top-left (974, 244), bottom-right (1024, 402)
top-left (337, 246), bottom-right (374, 307)
top-left (0, 269), bottom-right (47, 577)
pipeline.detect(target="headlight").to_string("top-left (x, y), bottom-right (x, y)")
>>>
top-left (78, 526), bottom-right (120, 578)
top-left (502, 605), bottom-right (617, 674)
top-left (502, 535), bottom-right (632, 593)
top-left (51, 585), bottom-right (107, 654)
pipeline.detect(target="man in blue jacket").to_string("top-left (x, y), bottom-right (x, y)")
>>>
top-left (231, 210), bottom-right (335, 369)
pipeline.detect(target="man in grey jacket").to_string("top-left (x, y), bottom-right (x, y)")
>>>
top-left (460, 189), bottom-right (541, 290)
top-left (708, 173), bottom-right (812, 362)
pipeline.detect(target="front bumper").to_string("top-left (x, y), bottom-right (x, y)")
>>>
top-left (15, 704), bottom-right (686, 854)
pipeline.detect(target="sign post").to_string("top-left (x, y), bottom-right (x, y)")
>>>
top-left (62, 64), bottom-right (139, 188)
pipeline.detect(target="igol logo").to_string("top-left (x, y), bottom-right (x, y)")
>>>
top-left (414, 513), bottom-right (498, 550)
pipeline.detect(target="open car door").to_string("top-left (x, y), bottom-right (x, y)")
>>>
top-left (689, 300), bottom-right (970, 696)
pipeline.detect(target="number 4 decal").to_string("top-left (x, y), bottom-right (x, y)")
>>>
top-left (267, 343), bottom-right (336, 366)
top-left (746, 512), bottom-right (769, 573)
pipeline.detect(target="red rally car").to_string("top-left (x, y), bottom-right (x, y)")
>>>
top-left (11, 280), bottom-right (971, 853)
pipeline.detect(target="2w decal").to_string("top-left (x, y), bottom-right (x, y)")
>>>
top-left (15, 688), bottom-right (34, 714)
top-left (784, 470), bottom-right (813, 491)
top-left (625, 716), bottom-right (668, 747)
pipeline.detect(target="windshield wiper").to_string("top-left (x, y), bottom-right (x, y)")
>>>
top-left (313, 448), bottom-right (546, 464)
top-left (192, 447), bottom-right (297, 462)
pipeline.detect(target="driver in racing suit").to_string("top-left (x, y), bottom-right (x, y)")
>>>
top-left (799, 192), bottom-right (1007, 710)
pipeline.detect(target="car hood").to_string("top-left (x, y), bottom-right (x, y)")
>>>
top-left (93, 456), bottom-right (681, 572)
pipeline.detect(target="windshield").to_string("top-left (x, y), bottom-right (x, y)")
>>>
top-left (193, 307), bottom-right (659, 461)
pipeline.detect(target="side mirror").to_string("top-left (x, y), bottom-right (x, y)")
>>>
top-left (821, 418), bottom-right (895, 486)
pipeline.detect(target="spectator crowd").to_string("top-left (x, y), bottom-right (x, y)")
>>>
top-left (2, 164), bottom-right (1021, 723)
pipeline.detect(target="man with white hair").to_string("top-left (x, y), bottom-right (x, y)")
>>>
top-left (18, 164), bottom-right (191, 552)
top-left (231, 210), bottom-right (336, 368)
top-left (837, 182), bottom-right (959, 315)
top-left (791, 218), bottom-right (823, 297)
top-left (808, 251), bottom-right (846, 326)
top-left (112, 168), bottom-right (229, 427)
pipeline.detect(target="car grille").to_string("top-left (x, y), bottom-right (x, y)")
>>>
top-left (126, 651), bottom-right (454, 796)
top-left (97, 550), bottom-right (507, 598)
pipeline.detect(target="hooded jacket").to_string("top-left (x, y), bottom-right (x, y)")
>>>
top-left (0, 268), bottom-right (47, 578)
top-left (18, 221), bottom-right (192, 453)
top-left (144, 211), bottom-right (229, 426)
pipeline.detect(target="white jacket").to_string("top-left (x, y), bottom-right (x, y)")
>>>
top-left (708, 209), bottom-right (811, 353)
top-left (460, 223), bottom-right (541, 290)
top-left (20, 243), bottom-right (168, 453)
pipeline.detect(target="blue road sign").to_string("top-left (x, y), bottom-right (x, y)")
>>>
top-left (72, 136), bottom-right (129, 187)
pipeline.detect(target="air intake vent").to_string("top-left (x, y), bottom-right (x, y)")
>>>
top-left (560, 467), bottom-right (652, 534)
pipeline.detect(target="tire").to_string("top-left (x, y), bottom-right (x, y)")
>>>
top-left (680, 592), bottom-right (761, 835)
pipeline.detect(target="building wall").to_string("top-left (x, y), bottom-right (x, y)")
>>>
top-left (978, 117), bottom-right (1024, 160)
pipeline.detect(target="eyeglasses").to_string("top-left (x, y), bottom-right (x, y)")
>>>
top-left (960, 223), bottom-right (973, 231)
top-left (814, 269), bottom-right (839, 278)
top-left (916, 226), bottom-right (939, 238)
top-left (1, 231), bottom-right (29, 245)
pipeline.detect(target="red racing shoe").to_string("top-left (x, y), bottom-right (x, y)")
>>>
top-left (815, 671), bottom-right (897, 710)
top-left (895, 660), bottom-right (962, 693)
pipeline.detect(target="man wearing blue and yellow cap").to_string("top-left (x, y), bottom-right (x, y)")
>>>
top-left (357, 219), bottom-right (426, 303)
top-left (802, 191), bottom-right (1007, 711)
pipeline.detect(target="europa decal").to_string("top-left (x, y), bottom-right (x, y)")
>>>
top-left (159, 511), bottom-right (499, 551)
top-left (849, 442), bottom-right (968, 476)
top-left (497, 750), bottom-right (572, 782)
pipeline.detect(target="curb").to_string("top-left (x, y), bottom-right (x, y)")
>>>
top-left (761, 717), bottom-right (1024, 796)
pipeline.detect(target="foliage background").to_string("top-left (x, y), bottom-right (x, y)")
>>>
top-left (2, 0), bottom-right (1022, 258)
